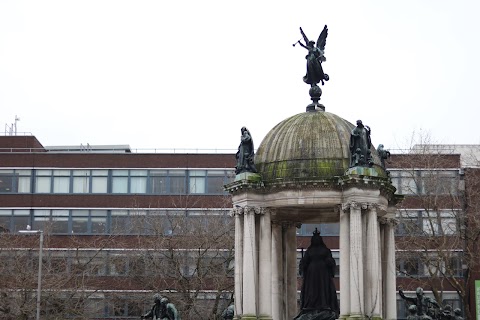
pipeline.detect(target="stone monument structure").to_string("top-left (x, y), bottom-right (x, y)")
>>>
top-left (225, 25), bottom-right (401, 320)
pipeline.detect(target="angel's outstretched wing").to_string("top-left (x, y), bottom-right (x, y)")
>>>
top-left (300, 27), bottom-right (309, 44)
top-left (316, 25), bottom-right (328, 52)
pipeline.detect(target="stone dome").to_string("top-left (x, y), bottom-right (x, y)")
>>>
top-left (255, 110), bottom-right (381, 182)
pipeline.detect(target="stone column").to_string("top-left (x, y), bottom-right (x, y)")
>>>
top-left (271, 221), bottom-right (283, 320)
top-left (349, 202), bottom-right (364, 318)
top-left (234, 208), bottom-right (244, 317)
top-left (377, 215), bottom-right (384, 318)
top-left (339, 204), bottom-right (351, 319)
top-left (365, 204), bottom-right (380, 318)
top-left (285, 223), bottom-right (298, 320)
top-left (258, 208), bottom-right (272, 320)
top-left (383, 214), bottom-right (397, 320)
top-left (242, 206), bottom-right (258, 317)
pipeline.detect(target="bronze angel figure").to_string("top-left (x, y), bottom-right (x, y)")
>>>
top-left (294, 25), bottom-right (330, 86)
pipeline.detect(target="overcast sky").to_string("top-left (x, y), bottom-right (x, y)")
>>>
top-left (1, 1), bottom-right (479, 152)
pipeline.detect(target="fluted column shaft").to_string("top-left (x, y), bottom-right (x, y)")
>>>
top-left (365, 205), bottom-right (380, 317)
top-left (384, 217), bottom-right (397, 320)
top-left (285, 223), bottom-right (298, 320)
top-left (259, 209), bottom-right (272, 319)
top-left (349, 203), bottom-right (364, 316)
top-left (339, 207), bottom-right (351, 319)
top-left (242, 208), bottom-right (257, 315)
top-left (234, 212), bottom-right (244, 317)
top-left (271, 222), bottom-right (283, 320)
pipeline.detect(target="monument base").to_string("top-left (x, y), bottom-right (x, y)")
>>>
top-left (235, 172), bottom-right (262, 182)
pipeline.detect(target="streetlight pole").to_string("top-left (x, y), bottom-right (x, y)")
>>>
top-left (19, 229), bottom-right (43, 320)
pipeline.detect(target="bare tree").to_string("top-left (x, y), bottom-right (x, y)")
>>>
top-left (125, 196), bottom-right (235, 320)
top-left (391, 133), bottom-right (480, 320)
top-left (0, 228), bottom-right (120, 319)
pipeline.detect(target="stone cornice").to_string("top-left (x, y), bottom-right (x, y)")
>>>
top-left (227, 174), bottom-right (398, 198)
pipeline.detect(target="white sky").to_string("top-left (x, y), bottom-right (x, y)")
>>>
top-left (1, 1), bottom-right (479, 151)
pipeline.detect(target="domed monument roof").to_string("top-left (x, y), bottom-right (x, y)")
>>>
top-left (256, 110), bottom-right (357, 182)
top-left (234, 24), bottom-right (386, 186)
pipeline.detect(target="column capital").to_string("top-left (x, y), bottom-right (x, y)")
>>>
top-left (378, 216), bottom-right (399, 226)
top-left (342, 202), bottom-right (387, 213)
top-left (341, 201), bottom-right (363, 211)
top-left (232, 206), bottom-right (266, 216)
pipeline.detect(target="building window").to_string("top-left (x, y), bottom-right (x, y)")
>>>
top-left (91, 170), bottom-right (108, 193)
top-left (390, 170), bottom-right (419, 195)
top-left (91, 210), bottom-right (107, 234)
top-left (111, 210), bottom-right (129, 234)
top-left (0, 169), bottom-right (31, 193)
top-left (12, 210), bottom-right (30, 232)
top-left (420, 170), bottom-right (458, 195)
top-left (130, 170), bottom-right (147, 194)
top-left (397, 256), bottom-right (422, 277)
top-left (112, 170), bottom-right (128, 193)
top-left (108, 254), bottom-right (128, 276)
top-left (33, 209), bottom-right (51, 231)
top-left (72, 170), bottom-right (90, 193)
top-left (35, 170), bottom-right (52, 193)
top-left (189, 170), bottom-right (206, 194)
top-left (51, 210), bottom-right (69, 233)
top-left (207, 170), bottom-right (228, 194)
top-left (169, 170), bottom-right (186, 194)
top-left (150, 170), bottom-right (167, 194)
top-left (297, 223), bottom-right (339, 236)
top-left (53, 170), bottom-right (70, 193)
top-left (71, 210), bottom-right (89, 234)
top-left (0, 210), bottom-right (12, 232)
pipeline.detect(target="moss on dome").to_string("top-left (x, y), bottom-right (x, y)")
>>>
top-left (255, 111), bottom-right (362, 182)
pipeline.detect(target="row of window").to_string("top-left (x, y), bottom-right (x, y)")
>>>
top-left (0, 168), bottom-right (234, 195)
top-left (0, 249), bottom-right (234, 279)
top-left (0, 168), bottom-right (460, 196)
top-left (396, 210), bottom-right (459, 236)
top-left (0, 209), bottom-right (232, 235)
top-left (389, 169), bottom-right (459, 196)
top-left (396, 254), bottom-right (463, 277)
top-left (1, 208), bottom-right (459, 237)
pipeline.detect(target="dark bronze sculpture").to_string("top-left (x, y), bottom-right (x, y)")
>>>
top-left (453, 308), bottom-right (463, 320)
top-left (294, 25), bottom-right (329, 111)
top-left (295, 228), bottom-right (339, 320)
top-left (294, 25), bottom-right (329, 86)
top-left (141, 294), bottom-right (164, 319)
top-left (141, 295), bottom-right (180, 320)
top-left (349, 120), bottom-right (373, 167)
top-left (440, 305), bottom-right (453, 320)
top-left (399, 287), bottom-right (441, 320)
top-left (407, 305), bottom-right (419, 320)
top-left (221, 303), bottom-right (234, 319)
top-left (235, 127), bottom-right (257, 175)
top-left (161, 297), bottom-right (180, 320)
top-left (377, 144), bottom-right (391, 169)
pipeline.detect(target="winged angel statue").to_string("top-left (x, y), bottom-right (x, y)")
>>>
top-left (294, 25), bottom-right (329, 86)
